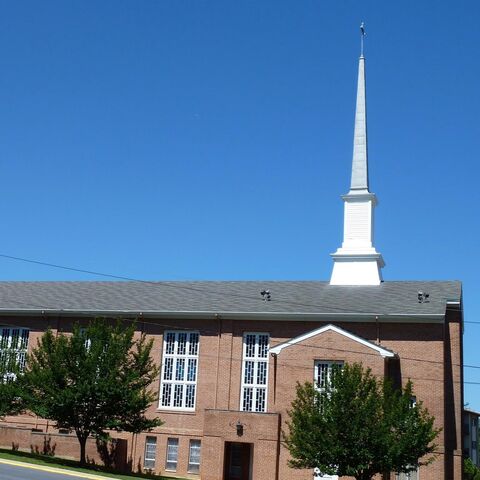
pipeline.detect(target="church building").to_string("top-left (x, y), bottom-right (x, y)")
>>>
top-left (0, 31), bottom-right (463, 480)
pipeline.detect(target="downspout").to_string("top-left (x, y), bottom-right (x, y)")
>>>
top-left (214, 314), bottom-right (221, 409)
top-left (271, 353), bottom-right (278, 405)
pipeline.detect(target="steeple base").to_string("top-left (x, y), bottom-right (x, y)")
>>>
top-left (330, 252), bottom-right (384, 286)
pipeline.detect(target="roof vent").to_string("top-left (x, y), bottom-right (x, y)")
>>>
top-left (260, 289), bottom-right (271, 302)
top-left (418, 291), bottom-right (430, 303)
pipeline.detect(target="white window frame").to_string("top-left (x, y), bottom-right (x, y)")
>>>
top-left (159, 331), bottom-right (199, 411)
top-left (312, 362), bottom-right (343, 480)
top-left (0, 327), bottom-right (29, 379)
top-left (240, 332), bottom-right (269, 413)
top-left (188, 439), bottom-right (201, 474)
top-left (314, 361), bottom-right (344, 394)
top-left (165, 437), bottom-right (179, 472)
top-left (143, 436), bottom-right (157, 470)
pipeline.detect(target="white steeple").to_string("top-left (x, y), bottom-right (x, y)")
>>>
top-left (330, 24), bottom-right (384, 286)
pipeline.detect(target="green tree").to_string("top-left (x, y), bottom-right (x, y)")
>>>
top-left (283, 363), bottom-right (439, 480)
top-left (0, 340), bottom-right (27, 417)
top-left (23, 319), bottom-right (162, 465)
top-left (465, 458), bottom-right (480, 480)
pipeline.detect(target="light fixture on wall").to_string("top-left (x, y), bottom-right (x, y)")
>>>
top-left (236, 420), bottom-right (244, 436)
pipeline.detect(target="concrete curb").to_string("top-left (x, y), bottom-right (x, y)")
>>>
top-left (0, 457), bottom-right (118, 479)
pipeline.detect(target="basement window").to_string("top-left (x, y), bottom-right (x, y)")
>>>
top-left (188, 439), bottom-right (201, 474)
top-left (395, 469), bottom-right (418, 480)
top-left (165, 438), bottom-right (178, 471)
top-left (143, 436), bottom-right (157, 471)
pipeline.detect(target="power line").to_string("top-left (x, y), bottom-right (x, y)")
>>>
top-left (2, 317), bottom-right (479, 387)
top-left (0, 253), bottom-right (359, 314)
top-left (0, 253), bottom-right (149, 282)
top-left (0, 290), bottom-right (476, 371)
top-left (10, 322), bottom-right (472, 387)
top-left (0, 254), bottom-right (476, 376)
top-left (0, 252), bottom-right (466, 320)
top-left (2, 307), bottom-right (480, 378)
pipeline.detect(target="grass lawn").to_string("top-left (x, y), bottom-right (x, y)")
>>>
top-left (0, 448), bottom-right (187, 480)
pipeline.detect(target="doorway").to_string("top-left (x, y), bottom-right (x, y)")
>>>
top-left (224, 442), bottom-right (252, 480)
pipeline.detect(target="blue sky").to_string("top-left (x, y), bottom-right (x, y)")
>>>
top-left (0, 1), bottom-right (479, 408)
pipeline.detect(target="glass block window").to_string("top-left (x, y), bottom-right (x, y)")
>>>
top-left (314, 361), bottom-right (343, 394)
top-left (241, 333), bottom-right (269, 412)
top-left (160, 331), bottom-right (199, 410)
top-left (0, 327), bottom-right (29, 379)
top-left (188, 439), bottom-right (201, 474)
top-left (166, 438), bottom-right (179, 471)
top-left (143, 436), bottom-right (157, 470)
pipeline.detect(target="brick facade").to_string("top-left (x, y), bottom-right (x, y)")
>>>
top-left (0, 303), bottom-right (463, 480)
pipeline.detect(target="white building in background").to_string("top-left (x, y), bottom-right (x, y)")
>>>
top-left (464, 408), bottom-right (480, 466)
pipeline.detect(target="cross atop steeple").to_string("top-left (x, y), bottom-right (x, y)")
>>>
top-left (360, 22), bottom-right (366, 57)
top-left (330, 23), bottom-right (385, 286)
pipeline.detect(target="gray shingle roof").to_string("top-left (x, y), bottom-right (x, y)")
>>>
top-left (0, 280), bottom-right (461, 319)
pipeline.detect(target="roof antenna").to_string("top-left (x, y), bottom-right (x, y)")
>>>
top-left (360, 22), bottom-right (366, 58)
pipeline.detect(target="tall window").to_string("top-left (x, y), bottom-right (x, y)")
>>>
top-left (241, 333), bottom-right (269, 412)
top-left (0, 327), bottom-right (29, 378)
top-left (188, 439), bottom-right (201, 474)
top-left (160, 331), bottom-right (199, 410)
top-left (143, 436), bottom-right (157, 470)
top-left (166, 438), bottom-right (179, 471)
top-left (314, 361), bottom-right (343, 394)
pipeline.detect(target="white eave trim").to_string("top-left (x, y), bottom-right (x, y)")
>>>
top-left (270, 323), bottom-right (395, 358)
top-left (0, 308), bottom-right (446, 323)
top-left (464, 408), bottom-right (480, 417)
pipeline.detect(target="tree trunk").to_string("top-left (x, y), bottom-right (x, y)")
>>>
top-left (78, 435), bottom-right (87, 465)
top-left (356, 473), bottom-right (373, 480)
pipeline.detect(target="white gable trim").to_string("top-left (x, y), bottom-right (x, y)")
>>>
top-left (269, 324), bottom-right (395, 358)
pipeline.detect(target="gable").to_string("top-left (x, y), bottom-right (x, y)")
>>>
top-left (269, 324), bottom-right (395, 358)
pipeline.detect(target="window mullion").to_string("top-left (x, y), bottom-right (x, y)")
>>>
top-left (170, 357), bottom-right (176, 406)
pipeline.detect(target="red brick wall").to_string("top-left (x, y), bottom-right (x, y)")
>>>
top-left (0, 425), bottom-right (127, 469)
top-left (0, 310), bottom-right (463, 480)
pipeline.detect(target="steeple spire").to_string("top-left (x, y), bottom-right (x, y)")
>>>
top-left (330, 23), bottom-right (385, 286)
top-left (350, 53), bottom-right (369, 192)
